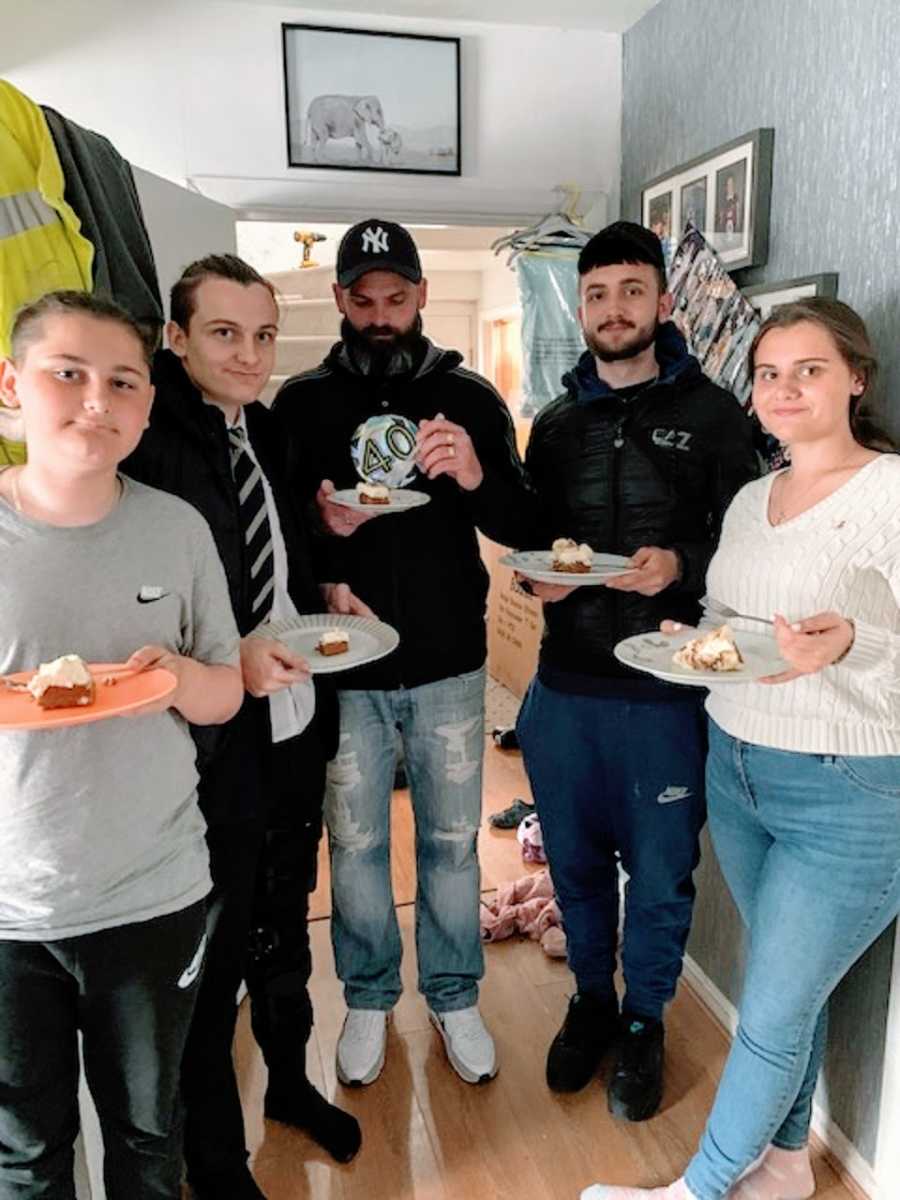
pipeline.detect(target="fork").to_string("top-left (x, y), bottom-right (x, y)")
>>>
top-left (2, 663), bottom-right (144, 690)
top-left (701, 597), bottom-right (774, 627)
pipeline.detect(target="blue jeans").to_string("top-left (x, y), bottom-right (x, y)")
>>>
top-left (685, 721), bottom-right (900, 1200)
top-left (324, 668), bottom-right (485, 1013)
top-left (517, 679), bottom-right (707, 1019)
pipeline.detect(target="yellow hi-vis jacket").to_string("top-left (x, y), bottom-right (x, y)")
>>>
top-left (0, 79), bottom-right (95, 464)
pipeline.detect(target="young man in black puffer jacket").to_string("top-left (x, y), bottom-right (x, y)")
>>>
top-left (466, 222), bottom-right (759, 1122)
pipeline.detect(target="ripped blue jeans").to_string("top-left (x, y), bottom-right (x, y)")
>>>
top-left (325, 668), bottom-right (485, 1013)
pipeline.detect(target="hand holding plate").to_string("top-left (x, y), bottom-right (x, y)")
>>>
top-left (240, 636), bottom-right (310, 698)
top-left (321, 581), bottom-right (376, 620)
top-left (514, 572), bottom-right (576, 603)
top-left (602, 546), bottom-right (681, 596)
top-left (318, 479), bottom-right (379, 536)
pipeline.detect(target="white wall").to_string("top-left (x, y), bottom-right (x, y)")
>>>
top-left (4, 0), bottom-right (188, 184)
top-left (480, 255), bottom-right (520, 312)
top-left (5, 0), bottom-right (621, 225)
top-left (134, 168), bottom-right (237, 317)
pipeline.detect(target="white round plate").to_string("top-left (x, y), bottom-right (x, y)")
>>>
top-left (258, 614), bottom-right (400, 675)
top-left (499, 549), bottom-right (632, 586)
top-left (328, 489), bottom-right (430, 515)
top-left (613, 626), bottom-right (786, 686)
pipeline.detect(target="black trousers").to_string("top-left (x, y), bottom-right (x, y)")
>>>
top-left (0, 901), bottom-right (206, 1200)
top-left (182, 728), bottom-right (325, 1186)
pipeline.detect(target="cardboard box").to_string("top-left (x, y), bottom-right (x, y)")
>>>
top-left (480, 534), bottom-right (542, 699)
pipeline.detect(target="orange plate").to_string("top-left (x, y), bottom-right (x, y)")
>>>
top-left (0, 664), bottom-right (177, 731)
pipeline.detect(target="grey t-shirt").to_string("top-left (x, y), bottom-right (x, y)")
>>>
top-left (0, 477), bottom-right (240, 940)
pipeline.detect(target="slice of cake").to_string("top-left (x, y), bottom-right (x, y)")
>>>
top-left (673, 625), bottom-right (744, 673)
top-left (551, 537), bottom-right (593, 574)
top-left (357, 482), bottom-right (391, 506)
top-left (27, 654), bottom-right (95, 709)
top-left (317, 629), bottom-right (350, 657)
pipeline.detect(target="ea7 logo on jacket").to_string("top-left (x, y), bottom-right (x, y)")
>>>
top-left (652, 427), bottom-right (693, 452)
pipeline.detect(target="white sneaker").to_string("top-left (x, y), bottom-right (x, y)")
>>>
top-left (336, 1009), bottom-right (388, 1086)
top-left (429, 1005), bottom-right (498, 1083)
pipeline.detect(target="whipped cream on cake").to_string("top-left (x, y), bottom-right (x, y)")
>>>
top-left (357, 482), bottom-right (391, 505)
top-left (27, 654), bottom-right (95, 708)
top-left (317, 629), bottom-right (350, 656)
top-left (551, 537), bottom-right (593, 573)
top-left (673, 625), bottom-right (744, 673)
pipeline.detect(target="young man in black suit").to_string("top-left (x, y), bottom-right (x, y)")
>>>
top-left (124, 255), bottom-right (366, 1199)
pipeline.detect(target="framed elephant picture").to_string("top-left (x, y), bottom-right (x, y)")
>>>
top-left (282, 24), bottom-right (461, 175)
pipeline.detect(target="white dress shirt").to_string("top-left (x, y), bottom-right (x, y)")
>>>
top-left (227, 405), bottom-right (316, 743)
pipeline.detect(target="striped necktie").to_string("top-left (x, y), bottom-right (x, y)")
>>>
top-left (228, 425), bottom-right (275, 623)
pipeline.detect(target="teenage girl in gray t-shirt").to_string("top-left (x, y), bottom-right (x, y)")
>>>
top-left (0, 291), bottom-right (243, 1199)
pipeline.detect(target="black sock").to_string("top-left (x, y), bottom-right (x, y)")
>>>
top-left (265, 1076), bottom-right (362, 1164)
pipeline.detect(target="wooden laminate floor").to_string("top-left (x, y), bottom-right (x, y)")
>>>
top-left (233, 737), bottom-right (857, 1200)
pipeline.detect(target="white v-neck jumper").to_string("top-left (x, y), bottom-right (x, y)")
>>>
top-left (704, 454), bottom-right (900, 755)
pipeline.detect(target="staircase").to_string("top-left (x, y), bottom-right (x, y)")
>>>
top-left (264, 266), bottom-right (339, 404)
top-left (264, 264), bottom-right (481, 405)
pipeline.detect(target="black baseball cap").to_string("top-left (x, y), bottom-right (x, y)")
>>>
top-left (577, 219), bottom-right (667, 280)
top-left (336, 219), bottom-right (423, 288)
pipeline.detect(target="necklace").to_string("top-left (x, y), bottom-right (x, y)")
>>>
top-left (769, 457), bottom-right (862, 526)
top-left (8, 467), bottom-right (122, 520)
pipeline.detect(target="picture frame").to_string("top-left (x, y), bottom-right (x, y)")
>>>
top-left (668, 225), bottom-right (759, 411)
top-left (282, 24), bottom-right (461, 176)
top-left (640, 129), bottom-right (774, 272)
top-left (743, 272), bottom-right (839, 320)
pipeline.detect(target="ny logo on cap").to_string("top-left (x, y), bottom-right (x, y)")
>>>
top-left (361, 225), bottom-right (390, 254)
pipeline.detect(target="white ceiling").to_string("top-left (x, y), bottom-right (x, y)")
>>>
top-left (231, 0), bottom-right (663, 33)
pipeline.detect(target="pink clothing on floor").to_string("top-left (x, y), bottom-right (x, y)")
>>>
top-left (480, 869), bottom-right (566, 958)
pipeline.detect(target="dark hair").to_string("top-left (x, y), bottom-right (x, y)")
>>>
top-left (577, 220), bottom-right (667, 291)
top-left (170, 254), bottom-right (278, 331)
top-left (10, 291), bottom-right (156, 366)
top-left (750, 297), bottom-right (895, 451)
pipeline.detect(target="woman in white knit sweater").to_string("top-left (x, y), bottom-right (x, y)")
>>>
top-left (583, 299), bottom-right (900, 1200)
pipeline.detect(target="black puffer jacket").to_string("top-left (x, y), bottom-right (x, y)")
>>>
top-left (122, 350), bottom-right (338, 822)
top-left (274, 338), bottom-right (529, 690)
top-left (488, 323), bottom-right (759, 689)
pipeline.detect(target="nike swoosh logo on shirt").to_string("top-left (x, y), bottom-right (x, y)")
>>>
top-left (136, 586), bottom-right (170, 604)
top-left (177, 934), bottom-right (207, 989)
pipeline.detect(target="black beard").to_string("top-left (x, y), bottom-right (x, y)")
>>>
top-left (342, 314), bottom-right (424, 376)
top-left (584, 318), bottom-right (658, 363)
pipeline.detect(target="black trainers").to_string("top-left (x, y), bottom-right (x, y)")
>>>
top-left (546, 993), bottom-right (619, 1093)
top-left (488, 797), bottom-right (535, 830)
top-left (607, 1012), bottom-right (665, 1121)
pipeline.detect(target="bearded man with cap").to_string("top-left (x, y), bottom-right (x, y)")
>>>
top-left (458, 221), bottom-right (759, 1121)
top-left (274, 219), bottom-right (529, 1087)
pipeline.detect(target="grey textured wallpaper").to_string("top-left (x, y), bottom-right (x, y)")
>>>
top-left (623, 0), bottom-right (900, 438)
top-left (623, 0), bottom-right (900, 1165)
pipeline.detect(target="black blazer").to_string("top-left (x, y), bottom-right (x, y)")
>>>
top-left (123, 350), bottom-right (338, 825)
